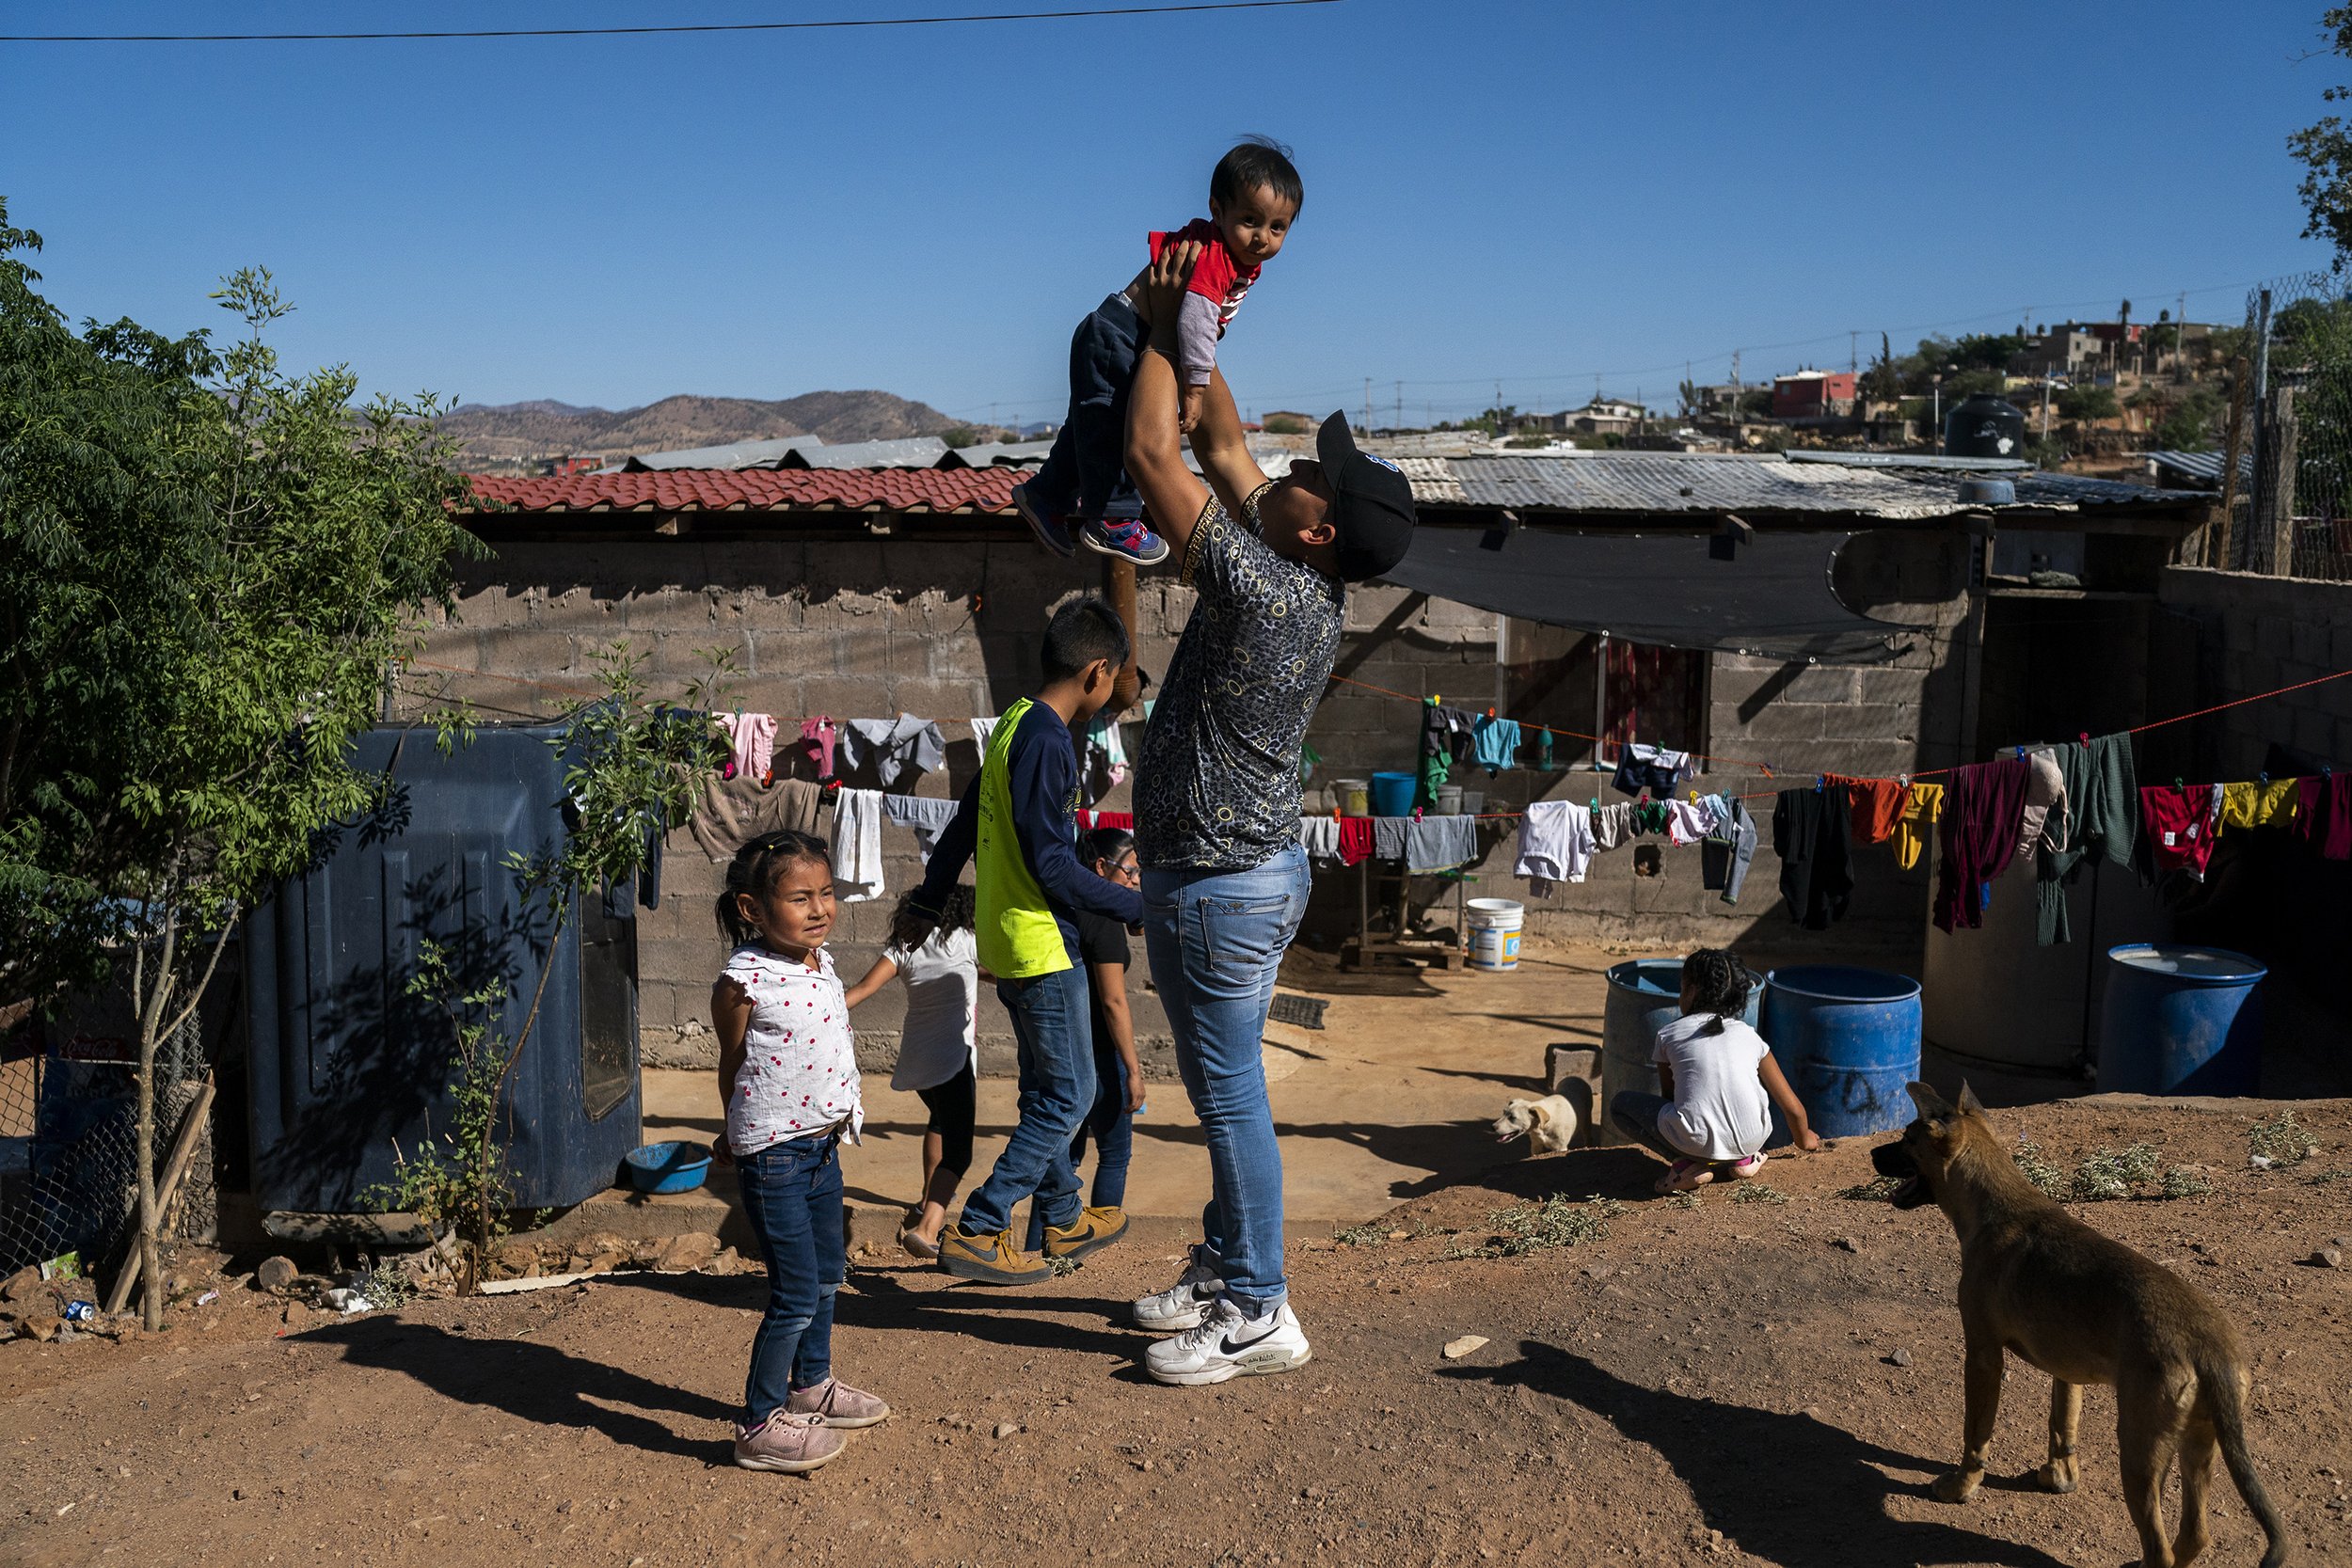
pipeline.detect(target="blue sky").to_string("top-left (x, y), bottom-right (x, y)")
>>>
top-left (4, 0), bottom-right (2344, 428)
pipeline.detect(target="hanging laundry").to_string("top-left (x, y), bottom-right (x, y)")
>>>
top-left (1633, 799), bottom-right (1673, 837)
top-left (831, 786), bottom-right (886, 902)
top-left (839, 715), bottom-right (946, 788)
top-left (2292, 773), bottom-right (2352, 860)
top-left (1612, 741), bottom-right (1697, 799)
top-left (1516, 800), bottom-right (1595, 894)
top-left (1890, 783), bottom-right (1944, 872)
top-left (1663, 798), bottom-right (1712, 847)
top-left (1773, 786), bottom-right (1854, 930)
top-left (1591, 800), bottom-right (1633, 851)
top-left (799, 717), bottom-right (840, 781)
top-left (1471, 715), bottom-right (1521, 775)
top-left (1373, 815), bottom-right (1411, 863)
top-left (1337, 816), bottom-right (1376, 866)
top-left (1933, 759), bottom-right (2030, 931)
top-left (1846, 777), bottom-right (1906, 845)
top-left (1075, 809), bottom-right (1136, 832)
top-left (1299, 741), bottom-right (1321, 786)
top-left (1081, 714), bottom-right (1133, 804)
top-left (1298, 816), bottom-right (1343, 863)
top-left (1534, 726), bottom-right (1556, 770)
top-left (968, 716), bottom-right (999, 756)
top-left (690, 776), bottom-right (823, 863)
top-left (2141, 783), bottom-right (2223, 879)
top-left (882, 793), bottom-right (960, 864)
top-left (715, 711), bottom-right (777, 784)
top-left (1702, 797), bottom-right (1758, 906)
top-left (2219, 777), bottom-right (2300, 832)
top-left (2013, 749), bottom-right (2071, 869)
top-left (2036, 734), bottom-right (2137, 946)
top-left (1406, 814), bottom-right (1478, 873)
top-left (1420, 704), bottom-right (1476, 805)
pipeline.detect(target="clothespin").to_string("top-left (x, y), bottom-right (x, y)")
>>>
top-left (1815, 775), bottom-right (1826, 793)
top-left (1486, 706), bottom-right (1497, 720)
top-left (2259, 770), bottom-right (2270, 786)
top-left (2014, 746), bottom-right (2026, 761)
top-left (2078, 732), bottom-right (2090, 749)
top-left (2173, 777), bottom-right (2185, 790)
top-left (1899, 772), bottom-right (1912, 788)
top-left (1688, 789), bottom-right (1699, 804)
top-left (1760, 764), bottom-right (1775, 780)
top-left (1412, 806), bottom-right (1424, 822)
top-left (1428, 693), bottom-right (1439, 707)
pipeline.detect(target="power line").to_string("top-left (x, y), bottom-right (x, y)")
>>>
top-left (0, 0), bottom-right (1337, 43)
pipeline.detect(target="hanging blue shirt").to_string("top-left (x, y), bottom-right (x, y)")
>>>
top-left (1471, 716), bottom-right (1521, 775)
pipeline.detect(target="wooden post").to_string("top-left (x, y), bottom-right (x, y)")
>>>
top-left (2258, 380), bottom-right (2300, 577)
top-left (1101, 558), bottom-right (1141, 715)
top-left (2214, 356), bottom-right (2251, 569)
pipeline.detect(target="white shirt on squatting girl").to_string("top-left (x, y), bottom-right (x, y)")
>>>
top-left (723, 942), bottom-right (864, 1157)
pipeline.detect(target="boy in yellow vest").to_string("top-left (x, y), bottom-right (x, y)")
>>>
top-left (903, 598), bottom-right (1146, 1284)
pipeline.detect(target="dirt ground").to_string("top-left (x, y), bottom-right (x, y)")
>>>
top-left (7, 1090), bottom-right (2350, 1568)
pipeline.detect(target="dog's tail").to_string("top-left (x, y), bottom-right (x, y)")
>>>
top-left (2202, 1351), bottom-right (2289, 1567)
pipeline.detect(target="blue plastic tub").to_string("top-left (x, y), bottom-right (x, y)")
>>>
top-left (1599, 958), bottom-right (1763, 1144)
top-left (624, 1140), bottom-right (712, 1195)
top-left (1369, 771), bottom-right (1417, 818)
top-left (1760, 966), bottom-right (1923, 1139)
top-left (2096, 945), bottom-right (2265, 1097)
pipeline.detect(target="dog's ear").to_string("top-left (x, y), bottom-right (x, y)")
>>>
top-left (1904, 1081), bottom-right (1955, 1123)
top-left (1955, 1080), bottom-right (1988, 1118)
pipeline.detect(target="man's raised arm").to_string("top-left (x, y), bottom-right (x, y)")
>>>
top-left (1187, 368), bottom-right (1272, 520)
top-left (1123, 241), bottom-right (1213, 562)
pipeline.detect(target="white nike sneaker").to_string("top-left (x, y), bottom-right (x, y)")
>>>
top-left (1131, 1243), bottom-right (1224, 1331)
top-left (1144, 1297), bottom-right (1311, 1386)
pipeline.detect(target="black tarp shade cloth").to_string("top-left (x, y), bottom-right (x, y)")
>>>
top-left (1378, 524), bottom-right (1929, 664)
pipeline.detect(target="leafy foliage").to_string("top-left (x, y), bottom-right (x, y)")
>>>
top-left (2012, 1138), bottom-right (2071, 1199)
top-left (1480, 1195), bottom-right (1624, 1256)
top-left (2056, 387), bottom-right (2121, 422)
top-left (2249, 1108), bottom-right (2321, 1167)
top-left (2290, 6), bottom-right (2352, 269)
top-left (2070, 1143), bottom-right (2161, 1201)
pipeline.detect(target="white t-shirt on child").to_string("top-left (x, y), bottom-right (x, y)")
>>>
top-left (1650, 1013), bottom-right (1773, 1162)
top-left (723, 943), bottom-right (863, 1158)
top-left (884, 927), bottom-right (978, 1093)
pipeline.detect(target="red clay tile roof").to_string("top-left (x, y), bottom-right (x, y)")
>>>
top-left (461, 467), bottom-right (1021, 515)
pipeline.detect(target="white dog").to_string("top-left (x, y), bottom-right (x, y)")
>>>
top-left (1491, 1094), bottom-right (1579, 1154)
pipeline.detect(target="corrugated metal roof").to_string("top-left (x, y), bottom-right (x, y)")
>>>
top-left (783, 436), bottom-right (950, 469)
top-left (2145, 449), bottom-right (2245, 486)
top-left (616, 436), bottom-right (821, 472)
top-left (1782, 451), bottom-right (2032, 471)
top-left (939, 440), bottom-right (1056, 467)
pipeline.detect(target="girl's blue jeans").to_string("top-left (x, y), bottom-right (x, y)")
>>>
top-left (736, 1130), bottom-right (845, 1427)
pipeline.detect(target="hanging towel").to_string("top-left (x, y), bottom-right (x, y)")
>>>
top-left (1613, 741), bottom-right (1696, 798)
top-left (2292, 773), bottom-right (2352, 860)
top-left (799, 717), bottom-right (839, 781)
top-left (1516, 800), bottom-right (1594, 894)
top-left (2036, 734), bottom-right (2137, 945)
top-left (2013, 749), bottom-right (2071, 869)
top-left (715, 711), bottom-right (778, 784)
top-left (1933, 759), bottom-right (2030, 931)
top-left (1406, 814), bottom-right (1478, 873)
top-left (1891, 783), bottom-right (1944, 871)
top-left (1298, 816), bottom-right (1343, 863)
top-left (1337, 816), bottom-right (1376, 866)
top-left (1591, 800), bottom-right (1633, 851)
top-left (882, 793), bottom-right (961, 864)
top-left (840, 715), bottom-right (946, 788)
top-left (1846, 777), bottom-right (1906, 845)
top-left (1471, 716), bottom-right (1522, 775)
top-left (690, 776), bottom-right (823, 863)
top-left (968, 716), bottom-right (998, 756)
top-left (1701, 797), bottom-right (1758, 906)
top-left (831, 787), bottom-right (886, 902)
top-left (1373, 815), bottom-right (1411, 863)
top-left (2141, 784), bottom-right (2223, 879)
top-left (1663, 798), bottom-right (1713, 847)
top-left (2219, 777), bottom-right (2300, 832)
top-left (1773, 786), bottom-right (1854, 930)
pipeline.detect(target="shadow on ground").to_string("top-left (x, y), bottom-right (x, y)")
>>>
top-left (1442, 1341), bottom-right (2071, 1568)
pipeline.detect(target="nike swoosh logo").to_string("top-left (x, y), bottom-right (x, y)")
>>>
top-left (1218, 1326), bottom-right (1282, 1356)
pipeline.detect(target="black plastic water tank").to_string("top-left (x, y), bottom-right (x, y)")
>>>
top-left (1943, 393), bottom-right (2027, 459)
top-left (243, 724), bottom-right (644, 1213)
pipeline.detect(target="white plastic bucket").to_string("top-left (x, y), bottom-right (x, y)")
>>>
top-left (1467, 897), bottom-right (1524, 972)
top-left (1334, 778), bottom-right (1370, 816)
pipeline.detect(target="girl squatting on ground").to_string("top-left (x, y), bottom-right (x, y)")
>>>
top-left (711, 830), bottom-right (892, 1474)
top-left (1610, 948), bottom-right (1820, 1194)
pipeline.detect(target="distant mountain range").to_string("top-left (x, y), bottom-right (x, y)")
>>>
top-left (438, 390), bottom-right (965, 467)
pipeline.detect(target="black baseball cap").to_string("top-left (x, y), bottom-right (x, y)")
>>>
top-left (1316, 411), bottom-right (1418, 582)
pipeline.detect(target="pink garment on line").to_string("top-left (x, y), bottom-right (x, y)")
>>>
top-left (716, 712), bottom-right (776, 784)
top-left (800, 717), bottom-right (838, 781)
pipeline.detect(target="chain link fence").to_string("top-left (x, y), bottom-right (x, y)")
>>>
top-left (0, 1000), bottom-right (206, 1282)
top-left (2199, 271), bottom-right (2352, 580)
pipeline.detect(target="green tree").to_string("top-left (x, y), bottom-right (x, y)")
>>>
top-left (2057, 386), bottom-right (2121, 422)
top-left (2291, 5), bottom-right (2352, 266)
top-left (2157, 387), bottom-right (2227, 450)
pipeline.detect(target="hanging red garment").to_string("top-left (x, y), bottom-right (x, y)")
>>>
top-left (1933, 758), bottom-right (2030, 932)
top-left (2141, 784), bottom-right (2222, 878)
top-left (1845, 777), bottom-right (1906, 844)
top-left (2292, 773), bottom-right (2352, 860)
top-left (1337, 816), bottom-right (1375, 866)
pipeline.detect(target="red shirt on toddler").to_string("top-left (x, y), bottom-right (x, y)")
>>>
top-left (1148, 219), bottom-right (1263, 387)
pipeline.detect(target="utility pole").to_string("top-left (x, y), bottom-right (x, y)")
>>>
top-left (1850, 330), bottom-right (1858, 375)
top-left (1363, 376), bottom-right (1372, 434)
top-left (2177, 288), bottom-right (2188, 379)
top-left (1730, 349), bottom-right (1741, 445)
top-left (1394, 380), bottom-right (1402, 431)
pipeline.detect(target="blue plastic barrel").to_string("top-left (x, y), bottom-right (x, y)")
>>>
top-left (1760, 966), bottom-right (1923, 1139)
top-left (2096, 945), bottom-right (2265, 1096)
top-left (1369, 771), bottom-right (1417, 818)
top-left (1599, 958), bottom-right (1762, 1144)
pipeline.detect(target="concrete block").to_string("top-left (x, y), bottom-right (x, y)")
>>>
top-left (2297, 706), bottom-right (2337, 758)
top-left (1850, 669), bottom-right (1932, 707)
top-left (450, 585), bottom-right (533, 630)
top-left (2256, 614), bottom-right (2294, 659)
top-left (622, 590), bottom-right (723, 633)
top-left (1731, 703), bottom-right (1829, 742)
top-left (798, 675), bottom-right (895, 720)
top-left (888, 677), bottom-right (993, 728)
top-left (474, 628), bottom-right (578, 680)
top-left (803, 542), bottom-right (890, 602)
top-left (2332, 622), bottom-right (2352, 669)
top-left (2292, 619), bottom-right (2332, 667)
top-left (1826, 705), bottom-right (1918, 744)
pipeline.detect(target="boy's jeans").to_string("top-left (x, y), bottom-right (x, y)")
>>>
top-left (1023, 1048), bottom-right (1135, 1252)
top-left (1022, 293), bottom-right (1146, 523)
top-left (1142, 843), bottom-right (1310, 1319)
top-left (959, 965), bottom-right (1095, 1238)
top-left (737, 1131), bottom-right (845, 1426)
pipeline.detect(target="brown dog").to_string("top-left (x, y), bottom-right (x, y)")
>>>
top-left (1871, 1082), bottom-right (2287, 1568)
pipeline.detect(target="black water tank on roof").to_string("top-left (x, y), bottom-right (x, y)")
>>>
top-left (1943, 393), bottom-right (2027, 459)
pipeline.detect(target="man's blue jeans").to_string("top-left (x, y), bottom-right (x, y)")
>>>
top-left (958, 964), bottom-right (1095, 1238)
top-left (736, 1131), bottom-right (844, 1426)
top-left (1142, 842), bottom-right (1309, 1318)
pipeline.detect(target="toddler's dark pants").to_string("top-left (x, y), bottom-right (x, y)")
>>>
top-left (1021, 293), bottom-right (1146, 524)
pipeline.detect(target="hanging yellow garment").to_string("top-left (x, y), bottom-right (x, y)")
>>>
top-left (1891, 782), bottom-right (1946, 871)
top-left (2219, 777), bottom-right (2298, 832)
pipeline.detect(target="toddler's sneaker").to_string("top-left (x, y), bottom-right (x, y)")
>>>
top-left (1655, 1157), bottom-right (1715, 1196)
top-left (786, 1377), bottom-right (892, 1430)
top-left (1133, 1243), bottom-right (1224, 1331)
top-left (1043, 1204), bottom-right (1130, 1261)
top-left (1145, 1297), bottom-right (1311, 1386)
top-left (1012, 482), bottom-right (1074, 557)
top-left (1080, 516), bottom-right (1170, 566)
top-left (937, 1225), bottom-right (1052, 1286)
top-left (733, 1410), bottom-right (846, 1474)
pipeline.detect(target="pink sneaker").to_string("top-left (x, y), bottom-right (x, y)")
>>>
top-left (1080, 516), bottom-right (1170, 565)
top-left (1727, 1152), bottom-right (1768, 1180)
top-left (787, 1376), bottom-right (892, 1429)
top-left (733, 1410), bottom-right (846, 1473)
top-left (1655, 1158), bottom-right (1715, 1195)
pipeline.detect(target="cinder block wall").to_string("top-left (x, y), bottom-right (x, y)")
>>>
top-left (2157, 565), bottom-right (2352, 774)
top-left (414, 522), bottom-right (1975, 1069)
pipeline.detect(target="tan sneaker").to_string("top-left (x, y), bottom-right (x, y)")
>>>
top-left (936, 1226), bottom-right (1052, 1286)
top-left (1043, 1204), bottom-right (1130, 1261)
top-left (733, 1411), bottom-right (847, 1474)
top-left (787, 1377), bottom-right (891, 1429)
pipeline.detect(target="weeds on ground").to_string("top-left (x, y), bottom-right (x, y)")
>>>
top-left (1333, 1222), bottom-right (1387, 1248)
top-left (2306, 1165), bottom-right (2352, 1187)
top-left (1459, 1196), bottom-right (1625, 1258)
top-left (1840, 1176), bottom-right (1906, 1202)
top-left (1664, 1191), bottom-right (1701, 1211)
top-left (2249, 1110), bottom-right (2321, 1168)
top-left (2160, 1166), bottom-right (2215, 1199)
top-left (2013, 1138), bottom-right (2072, 1199)
top-left (1730, 1181), bottom-right (1788, 1206)
top-left (350, 1262), bottom-right (422, 1308)
top-left (2072, 1144), bottom-right (2162, 1201)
